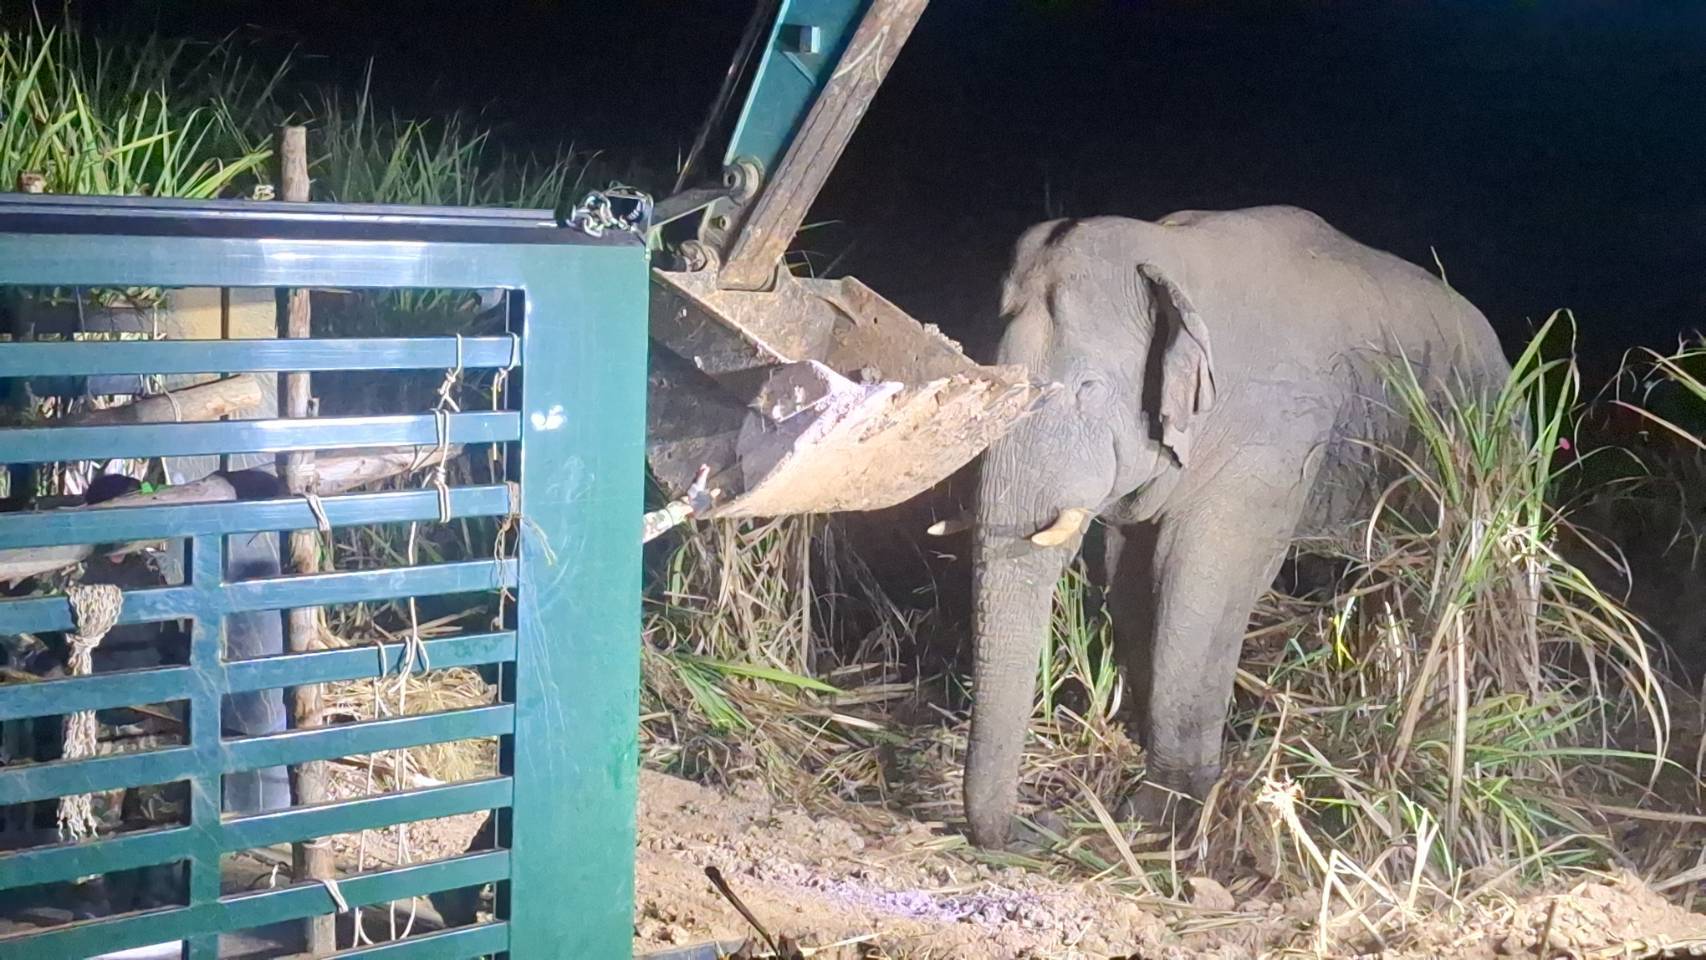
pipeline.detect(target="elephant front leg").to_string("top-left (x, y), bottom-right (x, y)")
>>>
top-left (1122, 496), bottom-right (1294, 828)
top-left (1103, 522), bottom-right (1160, 748)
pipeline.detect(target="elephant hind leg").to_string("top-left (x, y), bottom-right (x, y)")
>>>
top-left (1136, 492), bottom-right (1299, 810)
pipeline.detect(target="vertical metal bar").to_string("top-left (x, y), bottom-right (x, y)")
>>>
top-left (274, 123), bottom-right (337, 956)
top-left (502, 249), bottom-right (648, 956)
top-left (184, 534), bottom-right (226, 960)
top-left (219, 287), bottom-right (233, 475)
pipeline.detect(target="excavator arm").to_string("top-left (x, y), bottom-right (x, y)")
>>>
top-left (645, 0), bottom-right (1046, 520)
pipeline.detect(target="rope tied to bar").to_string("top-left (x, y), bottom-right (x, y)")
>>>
top-left (400, 331), bottom-right (463, 700)
top-left (301, 490), bottom-right (334, 556)
top-left (413, 332), bottom-right (464, 524)
top-left (488, 331), bottom-right (520, 410)
top-left (402, 333), bottom-right (461, 684)
top-left (58, 582), bottom-right (123, 842)
top-left (349, 610), bottom-right (432, 942)
top-left (486, 330), bottom-right (523, 630)
top-left (491, 480), bottom-right (522, 630)
top-left (353, 332), bottom-right (469, 945)
top-left (162, 386), bottom-right (184, 423)
top-left (315, 875), bottom-right (351, 914)
top-left (485, 330), bottom-right (520, 487)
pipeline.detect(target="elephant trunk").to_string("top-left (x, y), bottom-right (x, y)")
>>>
top-left (964, 531), bottom-right (1074, 848)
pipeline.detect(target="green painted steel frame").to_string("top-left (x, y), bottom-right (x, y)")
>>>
top-left (724, 0), bottom-right (874, 175)
top-left (0, 195), bottom-right (648, 959)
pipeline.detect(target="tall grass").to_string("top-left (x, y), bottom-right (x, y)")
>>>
top-left (0, 22), bottom-right (272, 198)
top-left (1182, 314), bottom-right (1696, 940)
top-left (0, 15), bottom-right (632, 343)
top-left (299, 64), bottom-right (619, 323)
top-left (1620, 335), bottom-right (1706, 452)
top-left (1, 13), bottom-right (614, 207)
top-left (306, 66), bottom-right (596, 211)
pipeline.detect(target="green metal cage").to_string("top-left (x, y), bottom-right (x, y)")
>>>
top-left (0, 194), bottom-right (649, 958)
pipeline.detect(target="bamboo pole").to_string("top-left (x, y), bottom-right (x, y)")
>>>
top-left (275, 124), bottom-right (336, 954)
top-left (70, 375), bottom-right (263, 427)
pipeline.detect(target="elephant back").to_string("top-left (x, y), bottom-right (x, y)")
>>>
top-left (1160, 207), bottom-right (1513, 540)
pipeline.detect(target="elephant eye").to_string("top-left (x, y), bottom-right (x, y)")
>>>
top-left (1074, 375), bottom-right (1110, 407)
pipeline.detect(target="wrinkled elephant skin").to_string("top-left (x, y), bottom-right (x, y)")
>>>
top-left (963, 206), bottom-right (1510, 848)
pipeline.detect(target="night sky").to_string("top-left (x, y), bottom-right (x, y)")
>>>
top-left (69, 0), bottom-right (1706, 380)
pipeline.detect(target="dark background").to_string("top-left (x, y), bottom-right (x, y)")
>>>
top-left (64, 0), bottom-right (1706, 379)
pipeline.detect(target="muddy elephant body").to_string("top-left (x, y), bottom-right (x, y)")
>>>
top-left (964, 205), bottom-right (1510, 847)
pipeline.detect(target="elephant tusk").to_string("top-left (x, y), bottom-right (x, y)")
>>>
top-left (926, 516), bottom-right (972, 537)
top-left (1030, 507), bottom-right (1092, 546)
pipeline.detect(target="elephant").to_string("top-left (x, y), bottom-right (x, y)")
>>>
top-left (961, 205), bottom-right (1510, 849)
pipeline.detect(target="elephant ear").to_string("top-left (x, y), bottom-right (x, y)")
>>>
top-left (1138, 264), bottom-right (1217, 467)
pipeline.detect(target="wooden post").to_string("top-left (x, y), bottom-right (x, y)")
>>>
top-left (275, 124), bottom-right (336, 955)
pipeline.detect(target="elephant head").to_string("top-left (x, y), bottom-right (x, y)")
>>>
top-left (964, 220), bottom-right (1216, 848)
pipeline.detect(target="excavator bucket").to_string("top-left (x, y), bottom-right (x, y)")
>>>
top-left (640, 0), bottom-right (1048, 520)
top-left (646, 268), bottom-right (1046, 518)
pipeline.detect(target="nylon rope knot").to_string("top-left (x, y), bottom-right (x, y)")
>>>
top-left (58, 582), bottom-right (124, 842)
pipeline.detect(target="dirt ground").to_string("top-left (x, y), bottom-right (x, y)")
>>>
top-left (320, 764), bottom-right (1706, 959)
top-left (629, 770), bottom-right (1706, 960)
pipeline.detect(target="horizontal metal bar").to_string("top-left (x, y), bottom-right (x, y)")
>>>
top-left (0, 585), bottom-right (195, 635)
top-left (223, 705), bottom-right (513, 773)
top-left (0, 234), bottom-right (634, 291)
top-left (333, 922), bottom-right (510, 960)
top-left (222, 778), bottom-right (510, 852)
top-left (0, 911), bottom-right (165, 960)
top-left (225, 632), bottom-right (516, 694)
top-left (0, 191), bottom-right (557, 228)
top-left (0, 559), bottom-right (513, 635)
top-left (0, 665), bottom-right (193, 723)
top-left (0, 485), bottom-right (513, 551)
top-left (0, 826), bottom-right (190, 891)
top-left (224, 851), bottom-right (512, 939)
top-left (0, 746), bottom-right (196, 806)
top-left (0, 631), bottom-right (511, 721)
top-left (0, 851), bottom-right (512, 960)
top-left (0, 192), bottom-right (645, 248)
top-left (0, 337), bottom-right (521, 378)
top-left (226, 559), bottom-right (517, 612)
top-left (0, 411), bottom-right (518, 464)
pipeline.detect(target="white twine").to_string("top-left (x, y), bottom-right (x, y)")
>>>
top-left (58, 583), bottom-right (124, 842)
top-left (353, 335), bottom-right (469, 943)
top-left (301, 490), bottom-right (334, 559)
